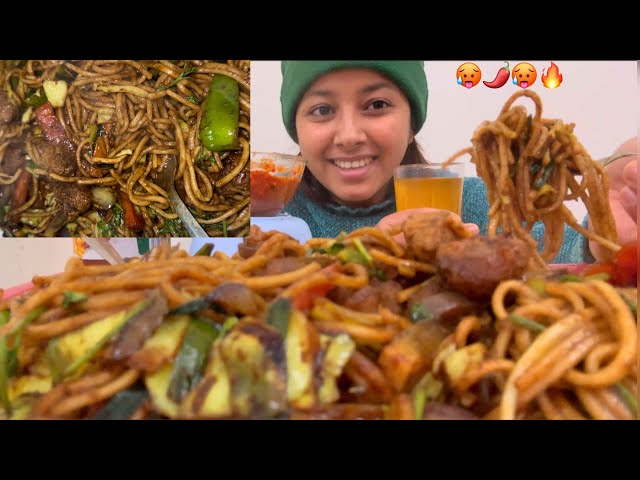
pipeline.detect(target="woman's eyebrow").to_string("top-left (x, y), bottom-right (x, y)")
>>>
top-left (304, 88), bottom-right (334, 98)
top-left (360, 81), bottom-right (395, 94)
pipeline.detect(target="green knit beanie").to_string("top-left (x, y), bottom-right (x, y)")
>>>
top-left (280, 61), bottom-right (428, 143)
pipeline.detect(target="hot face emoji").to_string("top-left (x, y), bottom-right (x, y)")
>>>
top-left (512, 62), bottom-right (537, 89)
top-left (457, 63), bottom-right (482, 89)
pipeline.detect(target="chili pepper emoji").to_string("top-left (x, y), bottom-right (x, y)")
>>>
top-left (483, 62), bottom-right (510, 89)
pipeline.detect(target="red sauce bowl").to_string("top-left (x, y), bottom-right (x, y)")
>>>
top-left (250, 152), bottom-right (305, 217)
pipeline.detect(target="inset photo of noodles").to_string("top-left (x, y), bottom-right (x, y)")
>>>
top-left (0, 60), bottom-right (250, 238)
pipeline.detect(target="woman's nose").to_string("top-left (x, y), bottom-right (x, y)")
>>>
top-left (333, 111), bottom-right (366, 148)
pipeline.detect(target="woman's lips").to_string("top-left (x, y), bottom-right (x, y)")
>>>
top-left (330, 156), bottom-right (376, 180)
top-left (332, 156), bottom-right (374, 169)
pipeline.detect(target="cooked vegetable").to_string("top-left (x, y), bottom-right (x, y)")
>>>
top-left (199, 74), bottom-right (239, 152)
top-left (111, 292), bottom-right (168, 360)
top-left (267, 298), bottom-right (291, 337)
top-left (615, 382), bottom-right (637, 416)
top-left (317, 333), bottom-right (355, 404)
top-left (47, 295), bottom-right (157, 381)
top-left (92, 389), bottom-right (148, 420)
top-left (167, 318), bottom-right (219, 402)
top-left (179, 341), bottom-right (231, 419)
top-left (285, 309), bottom-right (318, 409)
top-left (42, 80), bottom-right (68, 108)
top-left (219, 323), bottom-right (288, 417)
top-left (194, 243), bottom-right (214, 257)
top-left (0, 311), bottom-right (11, 414)
top-left (171, 298), bottom-right (209, 316)
top-left (118, 190), bottom-right (144, 231)
top-left (145, 364), bottom-right (180, 418)
top-left (91, 187), bottom-right (117, 210)
top-left (508, 314), bottom-right (546, 333)
top-left (412, 372), bottom-right (443, 419)
top-left (128, 315), bottom-right (190, 373)
top-left (62, 291), bottom-right (88, 309)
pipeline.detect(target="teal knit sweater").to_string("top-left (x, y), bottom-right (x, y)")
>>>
top-left (284, 177), bottom-right (594, 264)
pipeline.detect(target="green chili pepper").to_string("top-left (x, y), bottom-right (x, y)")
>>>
top-left (199, 74), bottom-right (239, 152)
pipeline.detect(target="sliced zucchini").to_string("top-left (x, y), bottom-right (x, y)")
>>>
top-left (145, 364), bottom-right (179, 418)
top-left (285, 310), bottom-right (317, 409)
top-left (92, 388), bottom-right (148, 420)
top-left (317, 333), bottom-right (355, 404)
top-left (167, 318), bottom-right (219, 403)
top-left (47, 295), bottom-right (157, 382)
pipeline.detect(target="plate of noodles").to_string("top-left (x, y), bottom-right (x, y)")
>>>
top-left (0, 60), bottom-right (250, 237)
top-left (0, 219), bottom-right (635, 420)
top-left (0, 90), bottom-right (635, 420)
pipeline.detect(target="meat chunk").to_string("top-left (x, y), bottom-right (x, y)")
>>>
top-left (1, 145), bottom-right (26, 176)
top-left (260, 257), bottom-right (307, 276)
top-left (436, 236), bottom-right (531, 302)
top-left (0, 90), bottom-right (18, 125)
top-left (406, 291), bottom-right (481, 325)
top-left (402, 211), bottom-right (471, 262)
top-left (30, 137), bottom-right (76, 177)
top-left (51, 181), bottom-right (91, 213)
top-left (205, 282), bottom-right (266, 316)
top-left (34, 102), bottom-right (72, 147)
top-left (329, 279), bottom-right (403, 314)
top-left (43, 181), bottom-right (92, 235)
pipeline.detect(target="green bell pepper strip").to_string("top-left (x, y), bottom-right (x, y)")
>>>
top-left (199, 74), bottom-right (239, 152)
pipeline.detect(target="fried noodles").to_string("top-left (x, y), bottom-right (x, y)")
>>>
top-left (0, 60), bottom-right (250, 237)
top-left (445, 90), bottom-right (619, 267)
top-left (0, 219), bottom-right (636, 420)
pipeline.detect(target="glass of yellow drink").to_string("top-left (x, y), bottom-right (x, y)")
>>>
top-left (393, 163), bottom-right (465, 215)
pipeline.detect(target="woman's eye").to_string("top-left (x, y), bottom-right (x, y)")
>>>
top-left (366, 100), bottom-right (389, 110)
top-left (310, 105), bottom-right (333, 116)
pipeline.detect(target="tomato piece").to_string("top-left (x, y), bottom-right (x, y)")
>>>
top-left (292, 283), bottom-right (335, 311)
top-left (583, 262), bottom-right (615, 279)
top-left (612, 242), bottom-right (637, 287)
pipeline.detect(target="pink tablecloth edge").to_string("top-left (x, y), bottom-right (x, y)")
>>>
top-left (1, 282), bottom-right (36, 302)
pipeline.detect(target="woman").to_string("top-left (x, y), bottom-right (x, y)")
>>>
top-left (281, 60), bottom-right (636, 263)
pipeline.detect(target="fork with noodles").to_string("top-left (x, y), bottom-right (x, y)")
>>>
top-left (445, 90), bottom-right (620, 269)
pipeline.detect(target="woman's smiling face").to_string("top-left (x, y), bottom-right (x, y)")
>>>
top-left (295, 68), bottom-right (414, 207)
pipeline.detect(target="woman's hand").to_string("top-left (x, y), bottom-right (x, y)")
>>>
top-left (589, 137), bottom-right (637, 262)
top-left (377, 207), bottom-right (480, 246)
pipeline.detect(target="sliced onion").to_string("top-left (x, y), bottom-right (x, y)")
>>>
top-left (91, 186), bottom-right (117, 210)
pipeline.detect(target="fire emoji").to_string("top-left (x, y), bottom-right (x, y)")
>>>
top-left (542, 62), bottom-right (563, 89)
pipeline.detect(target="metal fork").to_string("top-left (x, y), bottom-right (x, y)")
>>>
top-left (83, 238), bottom-right (126, 265)
top-left (598, 152), bottom-right (634, 169)
top-left (153, 155), bottom-right (209, 237)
